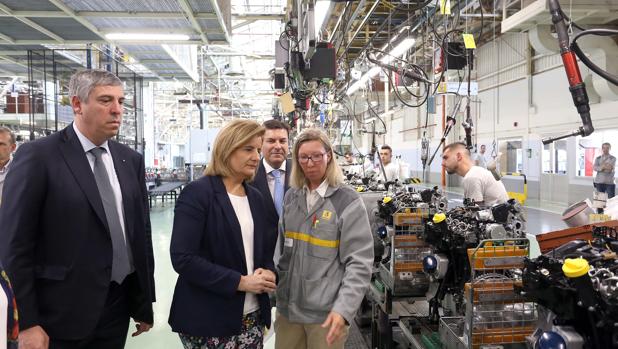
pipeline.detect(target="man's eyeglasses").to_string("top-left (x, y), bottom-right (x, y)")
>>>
top-left (299, 152), bottom-right (327, 164)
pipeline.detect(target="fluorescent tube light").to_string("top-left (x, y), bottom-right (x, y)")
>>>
top-left (105, 33), bottom-right (190, 41)
top-left (385, 38), bottom-right (416, 62)
top-left (314, 1), bottom-right (332, 34)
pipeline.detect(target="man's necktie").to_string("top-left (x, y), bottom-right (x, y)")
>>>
top-left (272, 169), bottom-right (284, 217)
top-left (90, 147), bottom-right (132, 283)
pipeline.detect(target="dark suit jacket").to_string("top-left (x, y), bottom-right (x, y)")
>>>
top-left (0, 125), bottom-right (155, 340)
top-left (168, 175), bottom-right (274, 338)
top-left (251, 160), bottom-right (291, 261)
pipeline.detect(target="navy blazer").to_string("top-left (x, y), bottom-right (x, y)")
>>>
top-left (251, 160), bottom-right (291, 261)
top-left (169, 175), bottom-right (274, 338)
top-left (0, 125), bottom-right (155, 339)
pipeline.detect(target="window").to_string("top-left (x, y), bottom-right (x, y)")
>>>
top-left (576, 129), bottom-right (618, 177)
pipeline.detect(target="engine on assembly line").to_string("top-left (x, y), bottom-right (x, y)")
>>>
top-left (521, 226), bottom-right (618, 349)
top-left (371, 186), bottom-right (448, 298)
top-left (420, 199), bottom-right (528, 320)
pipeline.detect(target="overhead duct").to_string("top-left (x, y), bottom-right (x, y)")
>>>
top-left (529, 25), bottom-right (618, 101)
top-left (528, 25), bottom-right (558, 54)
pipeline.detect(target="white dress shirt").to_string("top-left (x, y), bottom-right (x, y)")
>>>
top-left (263, 159), bottom-right (287, 200)
top-left (73, 123), bottom-right (128, 243)
top-left (0, 157), bottom-right (12, 206)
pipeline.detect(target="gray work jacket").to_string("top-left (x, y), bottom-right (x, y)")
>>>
top-left (275, 184), bottom-right (373, 325)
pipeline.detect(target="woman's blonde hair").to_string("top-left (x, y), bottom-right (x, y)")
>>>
top-left (290, 128), bottom-right (343, 188)
top-left (204, 119), bottom-right (265, 180)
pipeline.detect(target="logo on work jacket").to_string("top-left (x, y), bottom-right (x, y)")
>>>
top-left (321, 210), bottom-right (333, 220)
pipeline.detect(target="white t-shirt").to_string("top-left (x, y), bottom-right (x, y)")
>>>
top-left (473, 153), bottom-right (487, 168)
top-left (228, 193), bottom-right (259, 314)
top-left (378, 162), bottom-right (400, 182)
top-left (463, 166), bottom-right (509, 206)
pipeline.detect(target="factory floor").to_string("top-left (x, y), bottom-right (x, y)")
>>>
top-left (125, 191), bottom-right (568, 349)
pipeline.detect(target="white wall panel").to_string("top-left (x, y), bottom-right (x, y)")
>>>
top-left (534, 53), bottom-right (562, 73)
top-left (477, 32), bottom-right (528, 90)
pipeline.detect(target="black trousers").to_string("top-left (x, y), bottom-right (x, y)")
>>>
top-left (49, 274), bottom-right (134, 349)
top-left (595, 182), bottom-right (616, 199)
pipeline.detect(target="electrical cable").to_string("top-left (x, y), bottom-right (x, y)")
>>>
top-left (571, 29), bottom-right (618, 86)
top-left (385, 68), bottom-right (430, 108)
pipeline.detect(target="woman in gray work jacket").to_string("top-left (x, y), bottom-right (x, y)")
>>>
top-left (274, 128), bottom-right (373, 349)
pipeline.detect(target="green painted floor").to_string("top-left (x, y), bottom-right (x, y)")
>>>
top-left (126, 205), bottom-right (182, 349)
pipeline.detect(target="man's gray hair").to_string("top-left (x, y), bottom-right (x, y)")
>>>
top-left (69, 69), bottom-right (123, 102)
top-left (0, 126), bottom-right (15, 144)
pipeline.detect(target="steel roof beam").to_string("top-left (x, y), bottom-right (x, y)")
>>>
top-left (139, 59), bottom-right (175, 64)
top-left (0, 3), bottom-right (64, 42)
top-left (232, 14), bottom-right (284, 21)
top-left (0, 31), bottom-right (15, 44)
top-left (0, 55), bottom-right (28, 69)
top-left (209, 0), bottom-right (231, 43)
top-left (0, 51), bottom-right (27, 56)
top-left (177, 0), bottom-right (209, 44)
top-left (232, 19), bottom-right (256, 30)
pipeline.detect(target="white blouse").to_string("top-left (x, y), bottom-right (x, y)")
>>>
top-left (228, 193), bottom-right (259, 315)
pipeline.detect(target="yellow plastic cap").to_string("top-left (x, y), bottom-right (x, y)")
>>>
top-left (562, 258), bottom-right (590, 278)
top-left (383, 197), bottom-right (393, 204)
top-left (356, 186), bottom-right (363, 192)
top-left (433, 213), bottom-right (447, 224)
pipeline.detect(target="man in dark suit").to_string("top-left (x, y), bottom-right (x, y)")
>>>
top-left (252, 120), bottom-right (291, 261)
top-left (0, 70), bottom-right (155, 349)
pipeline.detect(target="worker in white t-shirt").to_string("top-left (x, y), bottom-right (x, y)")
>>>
top-left (377, 145), bottom-right (400, 182)
top-left (442, 142), bottom-right (509, 206)
top-left (472, 144), bottom-right (488, 168)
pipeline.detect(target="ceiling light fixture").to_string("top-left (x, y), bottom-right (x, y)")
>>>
top-left (105, 33), bottom-right (190, 41)
top-left (314, 1), bottom-right (332, 34)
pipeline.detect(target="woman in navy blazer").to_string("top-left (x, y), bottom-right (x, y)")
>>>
top-left (169, 119), bottom-right (276, 348)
